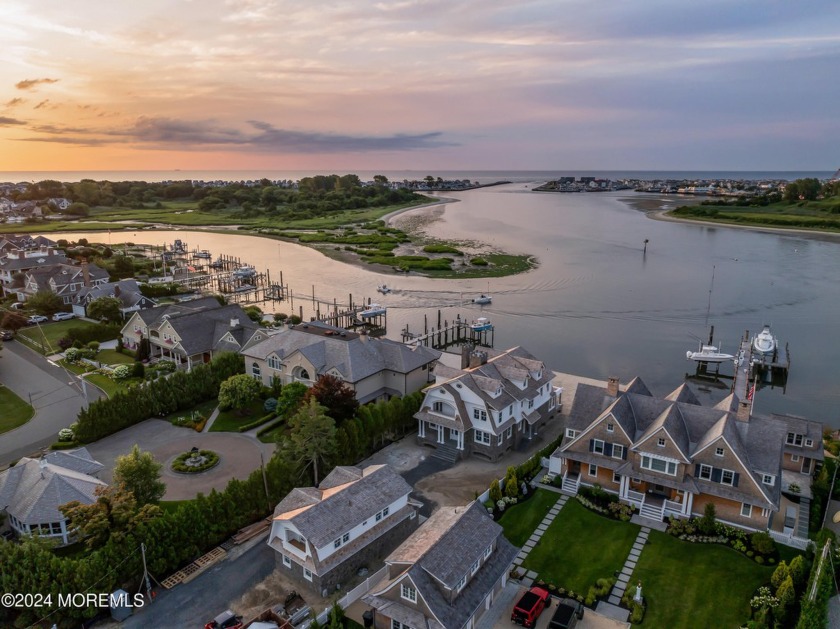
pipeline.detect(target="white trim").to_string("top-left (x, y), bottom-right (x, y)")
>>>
top-left (695, 436), bottom-right (775, 506)
top-left (401, 583), bottom-right (417, 603)
top-left (740, 503), bottom-right (752, 518)
top-left (634, 425), bottom-right (692, 463)
top-left (282, 554), bottom-right (291, 568)
top-left (303, 567), bottom-right (313, 581)
top-left (588, 464), bottom-right (598, 477)
top-left (559, 407), bottom-right (633, 454)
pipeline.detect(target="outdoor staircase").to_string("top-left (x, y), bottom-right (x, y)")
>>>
top-left (796, 497), bottom-right (811, 539)
top-left (638, 501), bottom-right (664, 523)
top-left (561, 474), bottom-right (579, 494)
top-left (429, 443), bottom-right (459, 464)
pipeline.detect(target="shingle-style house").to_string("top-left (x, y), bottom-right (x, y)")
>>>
top-left (241, 321), bottom-right (440, 403)
top-left (550, 377), bottom-right (823, 535)
top-left (0, 448), bottom-right (105, 546)
top-left (73, 279), bottom-right (157, 318)
top-left (121, 297), bottom-right (266, 369)
top-left (16, 261), bottom-right (109, 304)
top-left (268, 465), bottom-right (421, 595)
top-left (0, 245), bottom-right (68, 295)
top-left (362, 501), bottom-right (518, 629)
top-left (415, 347), bottom-right (560, 462)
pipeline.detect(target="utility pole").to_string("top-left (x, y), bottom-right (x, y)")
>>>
top-left (260, 451), bottom-right (271, 512)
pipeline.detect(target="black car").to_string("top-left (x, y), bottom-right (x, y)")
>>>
top-left (1, 330), bottom-right (13, 341)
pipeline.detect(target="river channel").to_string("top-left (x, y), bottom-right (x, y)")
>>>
top-left (57, 183), bottom-right (840, 426)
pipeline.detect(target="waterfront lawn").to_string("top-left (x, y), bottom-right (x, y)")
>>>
top-left (498, 489), bottom-right (561, 547)
top-left (630, 531), bottom-right (783, 628)
top-left (15, 320), bottom-right (105, 355)
top-left (523, 499), bottom-right (639, 594)
top-left (0, 385), bottom-right (35, 434)
top-left (210, 399), bottom-right (266, 432)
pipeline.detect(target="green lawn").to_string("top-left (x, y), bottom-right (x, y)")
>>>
top-left (15, 320), bottom-right (108, 355)
top-left (498, 489), bottom-right (562, 547)
top-left (210, 399), bottom-right (266, 432)
top-left (97, 349), bottom-right (135, 365)
top-left (257, 418), bottom-right (288, 443)
top-left (0, 385), bottom-right (34, 434)
top-left (164, 399), bottom-right (219, 423)
top-left (630, 531), bottom-right (786, 628)
top-left (523, 499), bottom-right (639, 593)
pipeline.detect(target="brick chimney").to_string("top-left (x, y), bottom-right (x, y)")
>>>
top-left (359, 329), bottom-right (369, 343)
top-left (736, 400), bottom-right (751, 422)
top-left (469, 350), bottom-right (488, 369)
top-left (230, 317), bottom-right (239, 328)
top-left (461, 344), bottom-right (473, 370)
top-left (607, 376), bottom-right (620, 397)
top-left (113, 284), bottom-right (121, 298)
top-left (81, 258), bottom-right (91, 287)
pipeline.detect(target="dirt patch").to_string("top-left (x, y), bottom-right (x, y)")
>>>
top-left (231, 570), bottom-right (334, 622)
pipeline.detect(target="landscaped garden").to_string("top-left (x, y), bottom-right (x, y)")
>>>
top-left (210, 398), bottom-right (267, 432)
top-left (15, 319), bottom-right (107, 354)
top-left (0, 385), bottom-right (34, 434)
top-left (498, 488), bottom-right (561, 547)
top-left (522, 498), bottom-right (639, 594)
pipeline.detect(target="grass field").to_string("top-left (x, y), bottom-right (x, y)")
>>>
top-left (210, 399), bottom-right (266, 432)
top-left (671, 198), bottom-right (840, 233)
top-left (523, 499), bottom-right (639, 593)
top-left (0, 385), bottom-right (34, 434)
top-left (97, 349), bottom-right (135, 365)
top-left (15, 320), bottom-right (108, 355)
top-left (498, 489), bottom-right (562, 547)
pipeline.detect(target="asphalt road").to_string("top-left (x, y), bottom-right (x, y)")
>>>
top-left (122, 535), bottom-right (277, 628)
top-left (0, 339), bottom-right (104, 466)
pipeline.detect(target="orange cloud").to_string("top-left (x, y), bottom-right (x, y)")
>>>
top-left (15, 78), bottom-right (59, 90)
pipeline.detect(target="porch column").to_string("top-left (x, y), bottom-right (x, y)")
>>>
top-left (619, 475), bottom-right (629, 499)
top-left (60, 520), bottom-right (69, 545)
top-left (418, 420), bottom-right (425, 439)
top-left (684, 492), bottom-right (694, 516)
top-left (187, 355), bottom-right (192, 372)
top-left (459, 431), bottom-right (464, 451)
top-left (437, 425), bottom-right (444, 444)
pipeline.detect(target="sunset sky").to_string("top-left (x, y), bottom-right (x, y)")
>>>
top-left (1, 0), bottom-right (838, 172)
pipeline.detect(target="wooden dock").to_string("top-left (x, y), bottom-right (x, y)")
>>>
top-left (401, 310), bottom-right (494, 350)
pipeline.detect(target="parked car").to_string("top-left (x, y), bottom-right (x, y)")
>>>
top-left (1, 329), bottom-right (13, 341)
top-left (204, 610), bottom-right (243, 629)
top-left (511, 586), bottom-right (551, 628)
top-left (548, 598), bottom-right (585, 629)
top-left (52, 312), bottom-right (75, 321)
top-left (10, 302), bottom-right (25, 310)
top-left (27, 315), bottom-right (48, 325)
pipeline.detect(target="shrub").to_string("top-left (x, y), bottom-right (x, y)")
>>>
top-left (50, 440), bottom-right (79, 450)
top-left (755, 556), bottom-right (764, 564)
top-left (238, 412), bottom-right (277, 433)
top-left (156, 360), bottom-right (176, 373)
top-left (263, 397), bottom-right (278, 413)
top-left (471, 257), bottom-right (488, 266)
top-left (87, 341), bottom-right (100, 352)
top-left (112, 365), bottom-right (131, 381)
top-left (489, 479), bottom-right (502, 503)
top-left (698, 502), bottom-right (717, 535)
top-left (132, 362), bottom-right (145, 378)
top-left (171, 450), bottom-right (220, 473)
top-left (750, 531), bottom-right (776, 555)
top-left (58, 428), bottom-right (74, 442)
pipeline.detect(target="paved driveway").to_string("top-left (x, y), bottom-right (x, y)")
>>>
top-left (0, 340), bottom-right (104, 466)
top-left (86, 419), bottom-right (276, 500)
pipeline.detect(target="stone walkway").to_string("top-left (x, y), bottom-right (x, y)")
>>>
top-left (605, 526), bottom-right (650, 609)
top-left (201, 406), bottom-right (221, 432)
top-left (511, 493), bottom-right (569, 585)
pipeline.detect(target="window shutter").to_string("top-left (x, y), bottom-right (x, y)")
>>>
top-left (589, 439), bottom-right (594, 452)
top-left (623, 446), bottom-right (628, 460)
top-left (694, 464), bottom-right (700, 476)
top-left (711, 468), bottom-right (722, 483)
top-left (604, 443), bottom-right (613, 457)
top-left (733, 472), bottom-right (739, 487)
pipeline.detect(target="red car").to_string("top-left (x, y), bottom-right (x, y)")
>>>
top-left (511, 586), bottom-right (551, 628)
top-left (204, 610), bottom-right (243, 629)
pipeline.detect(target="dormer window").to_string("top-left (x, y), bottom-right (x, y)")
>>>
top-left (473, 409), bottom-right (487, 421)
top-left (762, 474), bottom-right (775, 486)
top-left (401, 583), bottom-right (417, 603)
top-left (657, 438), bottom-right (666, 447)
top-left (607, 423), bottom-right (614, 433)
top-left (715, 447), bottom-right (724, 457)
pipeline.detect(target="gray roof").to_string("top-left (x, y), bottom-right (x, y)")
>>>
top-left (43, 447), bottom-right (103, 476)
top-left (0, 457), bottom-right (106, 525)
top-left (371, 501), bottom-right (518, 629)
top-left (76, 279), bottom-right (153, 309)
top-left (242, 321), bottom-right (440, 383)
top-left (0, 251), bottom-right (68, 272)
top-left (273, 465), bottom-right (412, 549)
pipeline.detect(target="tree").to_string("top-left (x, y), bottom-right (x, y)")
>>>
top-left (60, 483), bottom-right (161, 549)
top-left (373, 175), bottom-right (389, 185)
top-left (276, 381), bottom-right (308, 416)
top-left (27, 290), bottom-right (63, 316)
top-left (698, 502), bottom-right (716, 534)
top-left (788, 555), bottom-right (806, 589)
top-left (65, 202), bottom-right (90, 217)
top-left (113, 445), bottom-right (166, 506)
top-left (87, 296), bottom-right (123, 323)
top-left (1, 311), bottom-right (26, 332)
top-left (304, 374), bottom-right (358, 424)
top-left (218, 373), bottom-right (261, 412)
top-left (489, 479), bottom-right (502, 503)
top-left (288, 398), bottom-right (337, 484)
top-left (775, 575), bottom-right (796, 625)
top-left (113, 255), bottom-right (135, 276)
top-left (771, 560), bottom-right (788, 590)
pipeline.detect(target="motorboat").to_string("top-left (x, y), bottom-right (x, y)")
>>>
top-left (686, 344), bottom-right (735, 363)
top-left (470, 317), bottom-right (493, 332)
top-left (232, 265), bottom-right (256, 279)
top-left (377, 284), bottom-right (391, 294)
top-left (752, 325), bottom-right (777, 355)
top-left (194, 250), bottom-right (211, 259)
top-left (210, 258), bottom-right (224, 269)
top-left (472, 294), bottom-right (492, 305)
top-left (360, 303), bottom-right (386, 317)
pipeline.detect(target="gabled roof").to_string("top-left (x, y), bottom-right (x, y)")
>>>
top-left (273, 465), bottom-right (412, 549)
top-left (0, 457), bottom-right (106, 525)
top-left (76, 279), bottom-right (152, 309)
top-left (43, 447), bottom-right (103, 476)
top-left (664, 383), bottom-right (701, 406)
top-left (634, 405), bottom-right (691, 462)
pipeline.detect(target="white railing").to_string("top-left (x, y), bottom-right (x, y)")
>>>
top-left (307, 566), bottom-right (388, 627)
top-left (769, 530), bottom-right (812, 551)
top-left (663, 499), bottom-right (684, 515)
top-left (625, 489), bottom-right (645, 506)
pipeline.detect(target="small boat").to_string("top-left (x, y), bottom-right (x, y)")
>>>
top-left (470, 317), bottom-right (493, 332)
top-left (472, 294), bottom-right (492, 305)
top-left (377, 284), bottom-right (391, 294)
top-left (232, 265), bottom-right (256, 279)
top-left (194, 250), bottom-right (211, 259)
top-left (360, 303), bottom-right (386, 317)
top-left (752, 325), bottom-right (777, 355)
top-left (210, 258), bottom-right (224, 269)
top-left (686, 344), bottom-right (735, 363)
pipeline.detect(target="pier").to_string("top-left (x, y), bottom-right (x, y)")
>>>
top-left (400, 310), bottom-right (494, 350)
top-left (314, 294), bottom-right (387, 336)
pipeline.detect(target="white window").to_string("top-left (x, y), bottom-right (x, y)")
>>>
top-left (593, 439), bottom-right (605, 454)
top-left (791, 454), bottom-right (800, 462)
top-left (303, 568), bottom-right (313, 581)
top-left (741, 503), bottom-right (752, 518)
top-left (528, 399), bottom-right (534, 409)
top-left (268, 355), bottom-right (281, 370)
top-left (762, 474), bottom-right (775, 485)
top-left (456, 575), bottom-right (467, 591)
top-left (566, 428), bottom-right (576, 439)
top-left (698, 464), bottom-right (712, 480)
top-left (497, 434), bottom-right (503, 445)
top-left (252, 362), bottom-right (261, 379)
top-left (607, 422), bottom-right (614, 433)
top-left (787, 433), bottom-right (803, 446)
top-left (721, 469), bottom-right (734, 486)
top-left (805, 438), bottom-right (814, 447)
top-left (473, 408), bottom-right (487, 421)
top-left (433, 401), bottom-right (444, 413)
top-left (401, 583), bottom-right (417, 603)
top-left (761, 508), bottom-right (770, 518)
top-left (641, 455), bottom-right (677, 476)
top-left (471, 560), bottom-right (480, 575)
top-left (588, 464), bottom-right (597, 477)
top-left (613, 472), bottom-right (621, 484)
top-left (507, 427), bottom-right (512, 438)
top-left (715, 447), bottom-right (724, 457)
top-left (383, 506), bottom-right (389, 517)
top-left (612, 445), bottom-right (625, 459)
top-left (474, 431), bottom-right (491, 445)
top-left (657, 437), bottom-right (666, 447)
top-left (484, 545), bottom-right (492, 559)
top-left (343, 532), bottom-right (350, 543)
top-left (334, 538), bottom-right (342, 549)
top-left (392, 620), bottom-right (413, 629)
top-left (282, 554), bottom-right (291, 568)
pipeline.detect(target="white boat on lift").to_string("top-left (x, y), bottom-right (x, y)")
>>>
top-left (470, 317), bottom-right (493, 332)
top-left (752, 325), bottom-right (777, 355)
top-left (686, 344), bottom-right (735, 363)
top-left (377, 284), bottom-right (391, 294)
top-left (360, 303), bottom-right (386, 318)
top-left (472, 294), bottom-right (492, 305)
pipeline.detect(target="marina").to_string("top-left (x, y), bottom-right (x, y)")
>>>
top-left (401, 310), bottom-right (495, 350)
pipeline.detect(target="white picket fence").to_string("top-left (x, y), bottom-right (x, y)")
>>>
top-left (307, 566), bottom-right (388, 627)
top-left (769, 530), bottom-right (812, 551)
